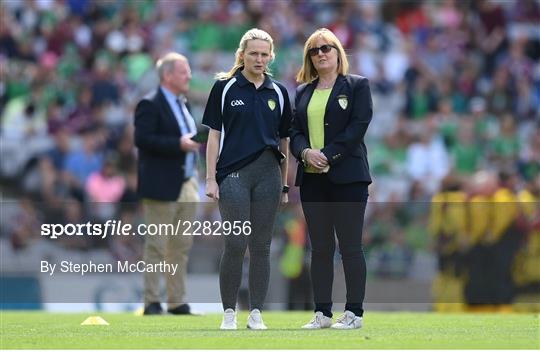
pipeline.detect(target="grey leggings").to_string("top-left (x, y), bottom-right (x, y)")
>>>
top-left (218, 149), bottom-right (282, 311)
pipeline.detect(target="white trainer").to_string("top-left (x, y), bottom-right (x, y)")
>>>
top-left (220, 308), bottom-right (237, 330)
top-left (302, 311), bottom-right (332, 329)
top-left (247, 309), bottom-right (267, 330)
top-left (331, 310), bottom-right (362, 329)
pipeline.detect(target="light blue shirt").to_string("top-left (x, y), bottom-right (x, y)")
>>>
top-left (160, 86), bottom-right (197, 179)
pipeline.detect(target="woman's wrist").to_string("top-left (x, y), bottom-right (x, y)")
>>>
top-left (301, 148), bottom-right (310, 165)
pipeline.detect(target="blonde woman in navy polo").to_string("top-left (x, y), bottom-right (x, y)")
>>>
top-left (202, 28), bottom-right (292, 330)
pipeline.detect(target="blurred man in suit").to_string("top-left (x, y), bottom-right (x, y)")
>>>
top-left (134, 52), bottom-right (200, 315)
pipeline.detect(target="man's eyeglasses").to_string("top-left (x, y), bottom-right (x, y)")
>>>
top-left (308, 44), bottom-right (337, 57)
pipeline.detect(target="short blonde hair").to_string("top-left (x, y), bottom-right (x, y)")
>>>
top-left (296, 28), bottom-right (349, 84)
top-left (216, 28), bottom-right (275, 80)
top-left (156, 52), bottom-right (188, 80)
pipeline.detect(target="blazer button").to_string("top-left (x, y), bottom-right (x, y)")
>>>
top-left (324, 123), bottom-right (329, 126)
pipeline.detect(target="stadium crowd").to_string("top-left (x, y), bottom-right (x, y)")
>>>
top-left (1, 0), bottom-right (539, 309)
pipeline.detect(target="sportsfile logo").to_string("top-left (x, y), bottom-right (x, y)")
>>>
top-left (41, 220), bottom-right (252, 239)
top-left (231, 99), bottom-right (245, 106)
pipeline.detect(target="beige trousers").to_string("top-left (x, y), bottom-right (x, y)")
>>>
top-left (142, 177), bottom-right (199, 308)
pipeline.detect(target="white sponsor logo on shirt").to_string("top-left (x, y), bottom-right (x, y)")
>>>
top-left (231, 100), bottom-right (245, 106)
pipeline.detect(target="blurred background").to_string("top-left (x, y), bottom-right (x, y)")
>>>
top-left (1, 0), bottom-right (539, 313)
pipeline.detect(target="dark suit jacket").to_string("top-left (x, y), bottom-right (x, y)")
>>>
top-left (290, 74), bottom-right (373, 186)
top-left (134, 88), bottom-right (189, 201)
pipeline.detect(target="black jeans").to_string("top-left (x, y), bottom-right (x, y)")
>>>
top-left (300, 173), bottom-right (369, 318)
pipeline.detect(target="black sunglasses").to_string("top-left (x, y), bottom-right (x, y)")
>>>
top-left (308, 44), bottom-right (337, 57)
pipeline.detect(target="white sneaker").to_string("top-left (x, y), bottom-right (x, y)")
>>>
top-left (302, 311), bottom-right (332, 329)
top-left (247, 309), bottom-right (267, 330)
top-left (220, 308), bottom-right (237, 330)
top-left (331, 310), bottom-right (362, 329)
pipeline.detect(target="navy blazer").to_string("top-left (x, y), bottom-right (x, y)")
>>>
top-left (134, 88), bottom-right (190, 201)
top-left (290, 74), bottom-right (373, 186)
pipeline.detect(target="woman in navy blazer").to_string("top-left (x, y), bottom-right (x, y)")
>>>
top-left (290, 28), bottom-right (373, 330)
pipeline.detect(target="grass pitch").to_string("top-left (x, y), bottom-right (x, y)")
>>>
top-left (1, 311), bottom-right (538, 349)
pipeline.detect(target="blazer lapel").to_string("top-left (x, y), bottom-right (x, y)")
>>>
top-left (324, 74), bottom-right (347, 123)
top-left (156, 88), bottom-right (181, 135)
top-left (299, 81), bottom-right (316, 135)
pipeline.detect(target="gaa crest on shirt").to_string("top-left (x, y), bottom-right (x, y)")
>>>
top-left (268, 99), bottom-right (276, 111)
top-left (338, 95), bottom-right (348, 110)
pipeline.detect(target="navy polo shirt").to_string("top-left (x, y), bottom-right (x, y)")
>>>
top-left (202, 72), bottom-right (292, 184)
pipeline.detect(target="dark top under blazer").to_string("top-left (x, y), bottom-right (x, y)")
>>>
top-left (134, 88), bottom-right (190, 201)
top-left (290, 74), bottom-right (373, 186)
